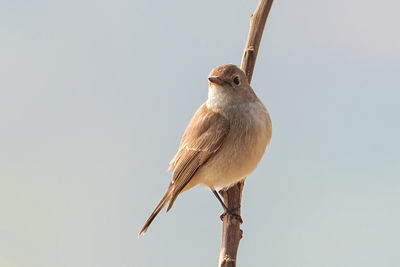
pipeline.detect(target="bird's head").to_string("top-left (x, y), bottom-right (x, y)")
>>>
top-left (207, 64), bottom-right (256, 109)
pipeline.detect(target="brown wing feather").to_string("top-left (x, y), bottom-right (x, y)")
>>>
top-left (139, 104), bottom-right (229, 235)
top-left (167, 103), bottom-right (230, 210)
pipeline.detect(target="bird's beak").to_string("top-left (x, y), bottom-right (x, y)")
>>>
top-left (208, 77), bottom-right (224, 85)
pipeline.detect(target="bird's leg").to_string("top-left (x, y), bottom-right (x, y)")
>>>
top-left (211, 189), bottom-right (243, 223)
top-left (212, 189), bottom-right (228, 210)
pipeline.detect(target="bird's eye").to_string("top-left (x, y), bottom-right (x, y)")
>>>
top-left (233, 76), bottom-right (240, 85)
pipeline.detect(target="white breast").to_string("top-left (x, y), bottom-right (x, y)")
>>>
top-left (193, 101), bottom-right (272, 190)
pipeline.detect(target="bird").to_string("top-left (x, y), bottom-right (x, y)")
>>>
top-left (139, 64), bottom-right (272, 236)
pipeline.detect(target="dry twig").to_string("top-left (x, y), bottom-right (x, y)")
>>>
top-left (218, 1), bottom-right (274, 266)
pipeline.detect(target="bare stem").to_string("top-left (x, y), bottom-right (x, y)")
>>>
top-left (218, 1), bottom-right (274, 266)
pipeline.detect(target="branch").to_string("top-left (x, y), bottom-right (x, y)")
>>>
top-left (218, 1), bottom-right (274, 266)
top-left (241, 0), bottom-right (274, 83)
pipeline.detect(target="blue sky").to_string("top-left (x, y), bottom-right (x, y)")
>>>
top-left (1, 0), bottom-right (399, 266)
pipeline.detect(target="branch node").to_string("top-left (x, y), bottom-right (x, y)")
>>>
top-left (223, 255), bottom-right (236, 262)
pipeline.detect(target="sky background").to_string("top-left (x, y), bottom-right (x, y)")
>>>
top-left (1, 0), bottom-right (400, 266)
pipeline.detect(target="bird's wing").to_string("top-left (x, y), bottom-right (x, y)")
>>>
top-left (167, 103), bottom-right (230, 210)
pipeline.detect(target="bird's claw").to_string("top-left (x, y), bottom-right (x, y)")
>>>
top-left (220, 207), bottom-right (243, 224)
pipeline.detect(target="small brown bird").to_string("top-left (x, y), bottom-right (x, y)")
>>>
top-left (139, 64), bottom-right (272, 236)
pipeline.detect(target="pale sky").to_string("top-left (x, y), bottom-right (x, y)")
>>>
top-left (1, 0), bottom-right (399, 266)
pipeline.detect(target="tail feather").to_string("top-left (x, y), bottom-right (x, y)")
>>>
top-left (167, 193), bottom-right (179, 212)
top-left (138, 189), bottom-right (172, 236)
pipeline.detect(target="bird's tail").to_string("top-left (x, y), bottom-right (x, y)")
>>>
top-left (138, 187), bottom-right (172, 236)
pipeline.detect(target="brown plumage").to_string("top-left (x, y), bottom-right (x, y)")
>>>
top-left (139, 64), bottom-right (272, 236)
top-left (139, 104), bottom-right (230, 235)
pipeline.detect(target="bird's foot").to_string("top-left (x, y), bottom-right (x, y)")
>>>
top-left (220, 206), bottom-right (243, 224)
